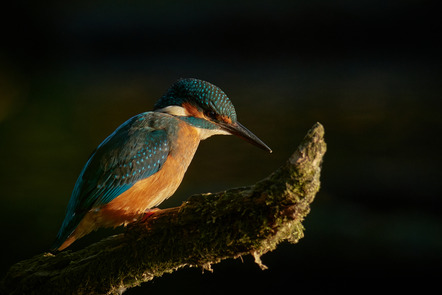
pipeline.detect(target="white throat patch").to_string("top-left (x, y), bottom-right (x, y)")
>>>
top-left (196, 128), bottom-right (230, 140)
top-left (156, 106), bottom-right (188, 116)
top-left (156, 105), bottom-right (231, 140)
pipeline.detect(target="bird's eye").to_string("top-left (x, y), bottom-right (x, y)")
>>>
top-left (205, 110), bottom-right (217, 120)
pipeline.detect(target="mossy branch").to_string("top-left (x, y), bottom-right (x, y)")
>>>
top-left (1, 122), bottom-right (326, 295)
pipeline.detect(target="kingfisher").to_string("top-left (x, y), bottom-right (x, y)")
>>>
top-left (52, 78), bottom-right (272, 251)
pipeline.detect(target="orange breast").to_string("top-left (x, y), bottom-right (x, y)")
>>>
top-left (100, 120), bottom-right (201, 224)
top-left (98, 153), bottom-right (192, 225)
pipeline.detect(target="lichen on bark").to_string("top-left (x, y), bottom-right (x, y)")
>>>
top-left (1, 122), bottom-right (326, 295)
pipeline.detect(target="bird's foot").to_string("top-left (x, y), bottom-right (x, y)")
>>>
top-left (140, 208), bottom-right (161, 222)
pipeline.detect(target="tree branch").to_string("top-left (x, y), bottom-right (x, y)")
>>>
top-left (1, 122), bottom-right (327, 295)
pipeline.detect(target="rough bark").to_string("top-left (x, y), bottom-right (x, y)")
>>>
top-left (1, 122), bottom-right (326, 295)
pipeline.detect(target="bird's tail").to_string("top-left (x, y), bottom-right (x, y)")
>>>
top-left (51, 211), bottom-right (102, 251)
top-left (51, 212), bottom-right (83, 251)
top-left (51, 227), bottom-right (76, 251)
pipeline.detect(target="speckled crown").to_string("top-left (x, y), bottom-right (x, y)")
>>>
top-left (154, 78), bottom-right (237, 122)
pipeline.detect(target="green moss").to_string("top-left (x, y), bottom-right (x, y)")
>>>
top-left (1, 123), bottom-right (326, 295)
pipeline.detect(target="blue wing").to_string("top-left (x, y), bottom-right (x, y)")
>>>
top-left (55, 112), bottom-right (170, 246)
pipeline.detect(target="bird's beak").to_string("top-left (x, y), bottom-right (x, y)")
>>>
top-left (218, 121), bottom-right (272, 153)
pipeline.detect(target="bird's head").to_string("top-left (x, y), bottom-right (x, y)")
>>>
top-left (154, 78), bottom-right (272, 153)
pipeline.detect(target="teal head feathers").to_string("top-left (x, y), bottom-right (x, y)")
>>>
top-left (155, 78), bottom-right (237, 122)
top-left (155, 78), bottom-right (272, 152)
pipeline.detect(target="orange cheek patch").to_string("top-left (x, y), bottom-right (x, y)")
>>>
top-left (183, 102), bottom-right (232, 124)
top-left (220, 115), bottom-right (232, 124)
top-left (182, 102), bottom-right (204, 118)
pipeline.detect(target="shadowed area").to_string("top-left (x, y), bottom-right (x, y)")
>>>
top-left (1, 0), bottom-right (441, 293)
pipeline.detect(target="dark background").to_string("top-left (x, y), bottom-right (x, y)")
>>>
top-left (1, 0), bottom-right (441, 293)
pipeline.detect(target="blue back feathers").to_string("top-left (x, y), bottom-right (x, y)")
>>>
top-left (154, 78), bottom-right (237, 122)
top-left (55, 113), bottom-right (170, 246)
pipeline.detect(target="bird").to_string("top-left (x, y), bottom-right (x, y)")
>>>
top-left (52, 78), bottom-right (272, 251)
